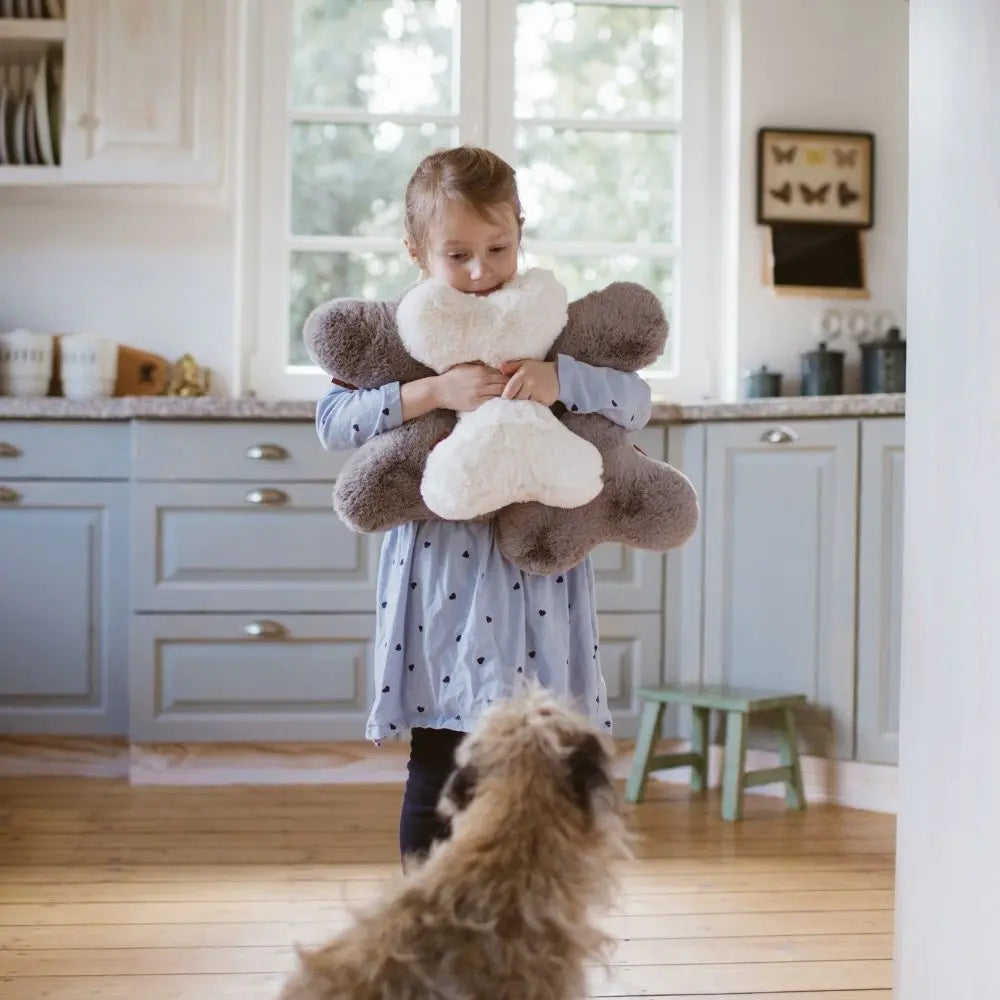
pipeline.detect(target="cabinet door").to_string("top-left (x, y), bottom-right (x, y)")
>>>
top-left (597, 613), bottom-right (663, 739)
top-left (131, 482), bottom-right (383, 612)
top-left (856, 419), bottom-right (905, 764)
top-left (130, 614), bottom-right (376, 741)
top-left (702, 420), bottom-right (859, 758)
top-left (0, 481), bottom-right (128, 734)
top-left (62, 0), bottom-right (227, 184)
top-left (592, 427), bottom-right (666, 612)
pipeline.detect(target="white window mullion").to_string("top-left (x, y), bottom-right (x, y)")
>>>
top-left (459, 0), bottom-right (489, 144)
top-left (250, 0), bottom-right (296, 397)
top-left (485, 0), bottom-right (517, 158)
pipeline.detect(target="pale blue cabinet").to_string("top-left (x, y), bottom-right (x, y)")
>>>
top-left (0, 480), bottom-right (129, 734)
top-left (697, 420), bottom-right (860, 759)
top-left (856, 418), bottom-right (905, 765)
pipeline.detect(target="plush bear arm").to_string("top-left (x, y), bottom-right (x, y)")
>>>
top-left (548, 282), bottom-right (668, 372)
top-left (303, 294), bottom-right (433, 389)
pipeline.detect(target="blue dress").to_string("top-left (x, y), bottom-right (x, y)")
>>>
top-left (316, 354), bottom-right (652, 743)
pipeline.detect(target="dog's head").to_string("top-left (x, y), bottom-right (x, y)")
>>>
top-left (438, 683), bottom-right (626, 853)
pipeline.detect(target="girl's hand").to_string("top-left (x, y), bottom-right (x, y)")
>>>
top-left (499, 360), bottom-right (560, 406)
top-left (433, 363), bottom-right (508, 412)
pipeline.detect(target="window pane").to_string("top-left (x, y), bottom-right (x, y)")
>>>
top-left (292, 0), bottom-right (459, 113)
top-left (521, 251), bottom-right (675, 370)
top-left (289, 251), bottom-right (418, 365)
top-left (292, 123), bottom-right (455, 237)
top-left (517, 128), bottom-right (677, 243)
top-left (515, 2), bottom-right (680, 119)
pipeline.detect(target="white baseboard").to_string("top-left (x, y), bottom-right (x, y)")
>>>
top-left (0, 735), bottom-right (898, 813)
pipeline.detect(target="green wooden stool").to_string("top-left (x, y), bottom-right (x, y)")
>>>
top-left (625, 684), bottom-right (808, 821)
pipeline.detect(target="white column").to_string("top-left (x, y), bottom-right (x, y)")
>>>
top-left (896, 0), bottom-right (1000, 995)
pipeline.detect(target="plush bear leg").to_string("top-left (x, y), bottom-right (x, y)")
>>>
top-left (420, 400), bottom-right (604, 522)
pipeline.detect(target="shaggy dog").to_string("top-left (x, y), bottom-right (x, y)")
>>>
top-left (278, 686), bottom-right (631, 1000)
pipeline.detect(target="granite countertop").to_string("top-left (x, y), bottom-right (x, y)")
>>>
top-left (0, 393), bottom-right (905, 423)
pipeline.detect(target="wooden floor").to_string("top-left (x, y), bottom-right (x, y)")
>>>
top-left (0, 775), bottom-right (896, 999)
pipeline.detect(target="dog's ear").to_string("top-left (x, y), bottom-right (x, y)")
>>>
top-left (567, 733), bottom-right (611, 816)
top-left (438, 764), bottom-right (477, 817)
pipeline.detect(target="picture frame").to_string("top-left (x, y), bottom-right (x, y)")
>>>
top-left (757, 127), bottom-right (875, 228)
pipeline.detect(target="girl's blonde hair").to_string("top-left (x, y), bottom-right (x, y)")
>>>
top-left (404, 146), bottom-right (524, 262)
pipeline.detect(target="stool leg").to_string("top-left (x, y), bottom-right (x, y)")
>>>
top-left (778, 705), bottom-right (807, 811)
top-left (690, 706), bottom-right (710, 792)
top-left (721, 710), bottom-right (748, 821)
top-left (625, 701), bottom-right (665, 804)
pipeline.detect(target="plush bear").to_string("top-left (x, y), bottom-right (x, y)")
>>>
top-left (305, 277), bottom-right (699, 576)
top-left (395, 268), bottom-right (603, 521)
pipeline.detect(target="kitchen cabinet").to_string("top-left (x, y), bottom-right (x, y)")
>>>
top-left (126, 421), bottom-right (669, 742)
top-left (61, 0), bottom-right (227, 185)
top-left (856, 418), bottom-right (905, 764)
top-left (0, 423), bottom-right (130, 734)
top-left (693, 419), bottom-right (861, 759)
top-left (0, 0), bottom-right (230, 187)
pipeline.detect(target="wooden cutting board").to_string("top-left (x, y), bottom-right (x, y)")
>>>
top-left (114, 345), bottom-right (170, 396)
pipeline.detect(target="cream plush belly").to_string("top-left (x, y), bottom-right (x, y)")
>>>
top-left (396, 269), bottom-right (604, 520)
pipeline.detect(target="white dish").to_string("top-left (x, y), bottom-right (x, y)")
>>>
top-left (11, 92), bottom-right (25, 164)
top-left (0, 88), bottom-right (8, 165)
top-left (24, 91), bottom-right (38, 165)
top-left (33, 53), bottom-right (53, 165)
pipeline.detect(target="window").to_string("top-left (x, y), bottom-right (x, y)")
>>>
top-left (250, 0), bottom-right (712, 400)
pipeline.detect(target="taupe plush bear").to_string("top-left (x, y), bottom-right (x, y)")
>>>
top-left (304, 279), bottom-right (699, 576)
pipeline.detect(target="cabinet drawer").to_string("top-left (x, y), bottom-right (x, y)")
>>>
top-left (129, 614), bottom-right (375, 742)
top-left (598, 613), bottom-right (663, 739)
top-left (131, 482), bottom-right (382, 612)
top-left (0, 422), bottom-right (130, 480)
top-left (132, 421), bottom-right (344, 481)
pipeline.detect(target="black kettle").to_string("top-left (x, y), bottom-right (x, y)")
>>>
top-left (860, 327), bottom-right (907, 394)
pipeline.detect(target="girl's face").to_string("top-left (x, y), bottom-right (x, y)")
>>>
top-left (410, 199), bottom-right (520, 296)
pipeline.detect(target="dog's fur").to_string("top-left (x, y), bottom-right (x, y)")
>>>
top-left (277, 687), bottom-right (631, 1000)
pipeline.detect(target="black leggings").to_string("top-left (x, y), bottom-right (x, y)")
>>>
top-left (399, 727), bottom-right (465, 864)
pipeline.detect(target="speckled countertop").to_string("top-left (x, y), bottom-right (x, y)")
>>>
top-left (0, 393), bottom-right (905, 423)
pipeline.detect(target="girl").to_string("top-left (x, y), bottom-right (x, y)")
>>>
top-left (315, 146), bottom-right (652, 865)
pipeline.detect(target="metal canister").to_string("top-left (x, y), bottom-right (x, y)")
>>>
top-left (800, 341), bottom-right (845, 396)
top-left (860, 327), bottom-right (907, 393)
top-left (743, 365), bottom-right (783, 398)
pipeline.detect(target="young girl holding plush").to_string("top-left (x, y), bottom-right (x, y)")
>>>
top-left (315, 146), bottom-right (651, 865)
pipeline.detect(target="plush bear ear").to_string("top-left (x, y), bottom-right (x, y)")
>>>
top-left (550, 282), bottom-right (669, 373)
top-left (302, 294), bottom-right (434, 390)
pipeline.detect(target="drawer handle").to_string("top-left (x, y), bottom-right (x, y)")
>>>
top-left (761, 426), bottom-right (798, 445)
top-left (244, 488), bottom-right (289, 505)
top-left (0, 486), bottom-right (22, 504)
top-left (243, 620), bottom-right (287, 639)
top-left (245, 443), bottom-right (289, 461)
top-left (0, 442), bottom-right (21, 459)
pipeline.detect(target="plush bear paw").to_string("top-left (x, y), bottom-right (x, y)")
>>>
top-left (421, 399), bottom-right (604, 521)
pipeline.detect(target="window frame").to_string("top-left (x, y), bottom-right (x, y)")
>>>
top-left (245, 0), bottom-right (717, 402)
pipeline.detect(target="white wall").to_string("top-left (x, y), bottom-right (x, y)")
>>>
top-left (0, 202), bottom-right (237, 395)
top-left (731, 0), bottom-right (910, 396)
top-left (895, 0), bottom-right (999, 994)
top-left (0, 0), bottom-right (910, 402)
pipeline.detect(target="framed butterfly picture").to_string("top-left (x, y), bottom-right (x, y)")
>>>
top-left (757, 127), bottom-right (875, 227)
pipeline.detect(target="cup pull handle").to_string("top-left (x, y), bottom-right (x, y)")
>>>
top-left (244, 488), bottom-right (289, 505)
top-left (243, 620), bottom-right (287, 639)
top-left (761, 426), bottom-right (798, 445)
top-left (245, 444), bottom-right (289, 461)
top-left (0, 442), bottom-right (21, 459)
top-left (0, 486), bottom-right (22, 504)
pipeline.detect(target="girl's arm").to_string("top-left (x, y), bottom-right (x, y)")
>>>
top-left (555, 354), bottom-right (653, 430)
top-left (317, 364), bottom-right (511, 451)
top-left (316, 382), bottom-right (403, 451)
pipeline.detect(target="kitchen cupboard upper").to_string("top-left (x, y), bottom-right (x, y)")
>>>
top-left (0, 0), bottom-right (230, 187)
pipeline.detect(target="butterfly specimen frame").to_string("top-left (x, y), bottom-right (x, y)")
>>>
top-left (757, 127), bottom-right (875, 227)
top-left (757, 126), bottom-right (875, 297)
